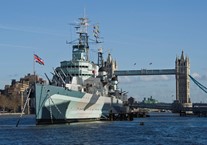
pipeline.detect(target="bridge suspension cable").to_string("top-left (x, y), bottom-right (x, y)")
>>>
top-left (189, 75), bottom-right (207, 94)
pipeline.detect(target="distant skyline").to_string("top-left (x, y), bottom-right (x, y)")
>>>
top-left (0, 0), bottom-right (207, 103)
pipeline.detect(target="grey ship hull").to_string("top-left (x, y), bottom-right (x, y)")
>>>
top-left (35, 83), bottom-right (123, 124)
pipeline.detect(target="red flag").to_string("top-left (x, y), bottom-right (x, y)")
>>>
top-left (34, 54), bottom-right (44, 65)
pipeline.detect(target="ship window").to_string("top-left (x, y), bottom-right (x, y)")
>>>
top-left (79, 65), bottom-right (87, 68)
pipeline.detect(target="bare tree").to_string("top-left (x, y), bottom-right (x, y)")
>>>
top-left (0, 95), bottom-right (10, 112)
top-left (9, 96), bottom-right (21, 113)
top-left (15, 95), bottom-right (21, 112)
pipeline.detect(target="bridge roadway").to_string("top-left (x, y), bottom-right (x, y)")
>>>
top-left (131, 103), bottom-right (172, 110)
top-left (130, 103), bottom-right (207, 114)
top-left (114, 69), bottom-right (176, 76)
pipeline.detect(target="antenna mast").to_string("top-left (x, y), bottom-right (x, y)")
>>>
top-left (98, 48), bottom-right (104, 67)
top-left (67, 15), bottom-right (90, 61)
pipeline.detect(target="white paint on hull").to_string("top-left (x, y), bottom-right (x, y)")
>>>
top-left (44, 92), bottom-right (122, 119)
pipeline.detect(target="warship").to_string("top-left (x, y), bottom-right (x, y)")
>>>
top-left (33, 16), bottom-right (128, 124)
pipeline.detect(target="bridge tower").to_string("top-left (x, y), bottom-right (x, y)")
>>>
top-left (175, 51), bottom-right (191, 104)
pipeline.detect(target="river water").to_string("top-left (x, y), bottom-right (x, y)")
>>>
top-left (0, 113), bottom-right (206, 145)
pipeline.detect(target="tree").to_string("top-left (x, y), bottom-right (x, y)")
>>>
top-left (14, 95), bottom-right (21, 113)
top-left (0, 95), bottom-right (10, 112)
top-left (8, 96), bottom-right (21, 113)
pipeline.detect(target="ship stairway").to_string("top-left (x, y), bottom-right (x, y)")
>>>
top-left (189, 75), bottom-right (207, 94)
top-left (16, 88), bottom-right (32, 127)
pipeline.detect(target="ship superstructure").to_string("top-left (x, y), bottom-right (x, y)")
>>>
top-left (34, 16), bottom-right (127, 124)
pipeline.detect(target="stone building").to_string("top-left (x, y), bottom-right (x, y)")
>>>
top-left (175, 51), bottom-right (191, 104)
top-left (105, 53), bottom-right (118, 78)
top-left (1, 73), bottom-right (45, 113)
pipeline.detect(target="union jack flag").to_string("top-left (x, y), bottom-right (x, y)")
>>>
top-left (34, 54), bottom-right (44, 65)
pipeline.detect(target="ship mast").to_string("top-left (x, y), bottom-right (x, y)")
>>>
top-left (93, 24), bottom-right (103, 67)
top-left (68, 15), bottom-right (102, 63)
top-left (98, 48), bottom-right (104, 67)
top-left (79, 17), bottom-right (89, 61)
top-left (67, 16), bottom-right (90, 62)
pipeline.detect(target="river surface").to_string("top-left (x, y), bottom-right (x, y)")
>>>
top-left (0, 113), bottom-right (206, 145)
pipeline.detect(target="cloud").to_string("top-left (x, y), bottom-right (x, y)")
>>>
top-left (139, 75), bottom-right (170, 81)
top-left (118, 75), bottom-right (171, 83)
top-left (191, 72), bottom-right (201, 79)
top-left (0, 25), bottom-right (41, 34)
top-left (191, 72), bottom-right (207, 81)
top-left (118, 76), bottom-right (139, 84)
top-left (0, 43), bottom-right (34, 49)
top-left (0, 80), bottom-right (10, 89)
top-left (0, 24), bottom-right (64, 37)
top-left (8, 74), bottom-right (19, 78)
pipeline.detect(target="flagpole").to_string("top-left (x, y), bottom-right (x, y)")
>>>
top-left (33, 52), bottom-right (36, 83)
top-left (33, 53), bottom-right (44, 84)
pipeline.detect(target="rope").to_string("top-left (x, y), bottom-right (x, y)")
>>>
top-left (49, 96), bottom-right (67, 121)
top-left (49, 96), bottom-right (53, 124)
top-left (36, 85), bottom-right (67, 123)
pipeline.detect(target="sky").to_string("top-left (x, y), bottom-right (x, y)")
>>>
top-left (0, 0), bottom-right (207, 103)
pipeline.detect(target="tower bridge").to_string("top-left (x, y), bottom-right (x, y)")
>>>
top-left (114, 51), bottom-right (191, 106)
top-left (114, 69), bottom-right (176, 76)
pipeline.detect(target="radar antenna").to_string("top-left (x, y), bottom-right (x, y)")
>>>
top-left (93, 24), bottom-right (100, 43)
